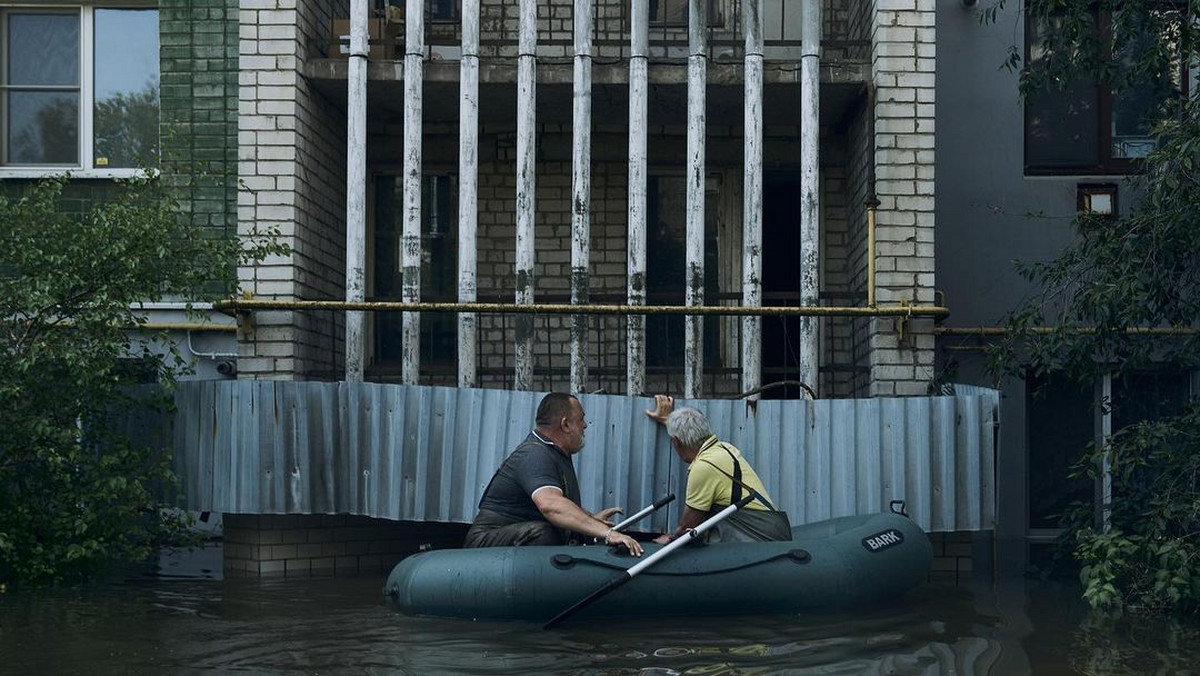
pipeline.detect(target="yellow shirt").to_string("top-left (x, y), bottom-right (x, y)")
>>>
top-left (685, 436), bottom-right (773, 513)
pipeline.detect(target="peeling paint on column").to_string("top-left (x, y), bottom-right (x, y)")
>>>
top-left (626, 0), bottom-right (649, 397)
top-left (684, 0), bottom-right (707, 399)
top-left (799, 0), bottom-right (822, 395)
top-left (742, 0), bottom-right (764, 399)
top-left (514, 0), bottom-right (537, 391)
top-left (457, 0), bottom-right (480, 389)
top-left (344, 0), bottom-right (369, 382)
top-left (570, 0), bottom-right (593, 394)
top-left (401, 0), bottom-right (424, 386)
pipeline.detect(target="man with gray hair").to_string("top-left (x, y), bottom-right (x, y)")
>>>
top-left (646, 395), bottom-right (791, 544)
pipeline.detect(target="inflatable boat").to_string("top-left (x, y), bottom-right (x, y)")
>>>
top-left (384, 510), bottom-right (932, 622)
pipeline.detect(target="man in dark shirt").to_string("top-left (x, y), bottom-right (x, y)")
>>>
top-left (464, 392), bottom-right (644, 556)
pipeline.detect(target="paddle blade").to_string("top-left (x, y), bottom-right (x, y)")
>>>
top-left (543, 571), bottom-right (632, 629)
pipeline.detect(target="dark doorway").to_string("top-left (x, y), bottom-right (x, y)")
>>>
top-left (759, 172), bottom-right (805, 399)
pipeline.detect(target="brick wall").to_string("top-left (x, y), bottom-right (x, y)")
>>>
top-left (223, 513), bottom-right (469, 576)
top-left (223, 515), bottom-right (984, 580)
top-left (928, 531), bottom-right (976, 584)
top-left (238, 0), bottom-right (348, 380)
top-left (160, 0), bottom-right (239, 242)
top-left (822, 159), bottom-right (858, 397)
top-left (866, 0), bottom-right (936, 397)
top-left (236, 0), bottom-right (907, 397)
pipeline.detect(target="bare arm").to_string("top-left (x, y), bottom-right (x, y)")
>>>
top-left (532, 488), bottom-right (644, 556)
top-left (653, 505), bottom-right (709, 545)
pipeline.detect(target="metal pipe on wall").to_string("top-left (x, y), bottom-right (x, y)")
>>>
top-left (867, 197), bottom-right (879, 307)
top-left (570, 0), bottom-right (593, 394)
top-left (457, 0), bottom-right (480, 388)
top-left (514, 0), bottom-right (537, 390)
top-left (684, 0), bottom-right (707, 399)
top-left (799, 0), bottom-right (822, 394)
top-left (626, 0), bottom-right (649, 397)
top-left (216, 298), bottom-right (953, 318)
top-left (343, 0), bottom-right (368, 382)
top-left (741, 0), bottom-right (764, 400)
top-left (401, 0), bottom-right (425, 385)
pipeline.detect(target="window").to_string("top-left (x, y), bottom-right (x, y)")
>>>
top-left (1026, 369), bottom-right (1192, 532)
top-left (649, 0), bottom-right (722, 27)
top-left (0, 6), bottom-right (159, 174)
top-left (645, 174), bottom-right (723, 370)
top-left (1025, 11), bottom-right (1184, 175)
top-left (378, 0), bottom-right (458, 22)
top-left (372, 174), bottom-right (458, 378)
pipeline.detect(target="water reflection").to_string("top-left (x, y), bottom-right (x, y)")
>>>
top-left (1, 548), bottom-right (1198, 675)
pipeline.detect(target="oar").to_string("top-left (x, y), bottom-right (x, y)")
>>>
top-left (611, 493), bottom-right (675, 533)
top-left (544, 494), bottom-right (754, 629)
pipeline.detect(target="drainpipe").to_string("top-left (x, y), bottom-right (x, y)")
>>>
top-left (684, 0), bottom-right (707, 399)
top-left (457, 0), bottom-right (480, 388)
top-left (344, 0), bottom-right (368, 382)
top-left (570, 0), bottom-right (593, 394)
top-left (799, 0), bottom-right (821, 394)
top-left (514, 0), bottom-right (537, 390)
top-left (626, 0), bottom-right (649, 397)
top-left (401, 0), bottom-right (424, 385)
top-left (741, 0), bottom-right (764, 399)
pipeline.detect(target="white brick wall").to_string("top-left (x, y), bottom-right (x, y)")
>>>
top-left (238, 0), bottom-right (347, 380)
top-left (867, 0), bottom-right (936, 396)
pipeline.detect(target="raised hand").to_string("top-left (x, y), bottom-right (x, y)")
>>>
top-left (645, 394), bottom-right (674, 424)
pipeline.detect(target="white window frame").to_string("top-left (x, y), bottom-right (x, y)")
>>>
top-left (0, 3), bottom-right (156, 179)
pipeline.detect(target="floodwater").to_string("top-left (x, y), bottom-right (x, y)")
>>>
top-left (1, 543), bottom-right (1198, 675)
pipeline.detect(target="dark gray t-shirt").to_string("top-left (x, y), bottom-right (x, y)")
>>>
top-left (477, 432), bottom-right (581, 523)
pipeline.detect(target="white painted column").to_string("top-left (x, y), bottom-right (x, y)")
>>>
top-left (344, 0), bottom-right (368, 382)
top-left (569, 0), bottom-right (593, 394)
top-left (401, 0), bottom-right (425, 385)
top-left (514, 0), bottom-right (537, 390)
top-left (457, 0), bottom-right (480, 388)
top-left (684, 0), bottom-right (707, 399)
top-left (626, 0), bottom-right (649, 397)
top-left (799, 0), bottom-right (821, 393)
top-left (741, 0), bottom-right (764, 398)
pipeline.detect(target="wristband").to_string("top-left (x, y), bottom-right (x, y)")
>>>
top-left (602, 528), bottom-right (614, 545)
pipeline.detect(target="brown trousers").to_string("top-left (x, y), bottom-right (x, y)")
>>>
top-left (463, 509), bottom-right (565, 548)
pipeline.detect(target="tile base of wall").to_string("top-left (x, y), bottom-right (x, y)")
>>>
top-left (224, 515), bottom-right (990, 582)
top-left (222, 513), bottom-right (469, 577)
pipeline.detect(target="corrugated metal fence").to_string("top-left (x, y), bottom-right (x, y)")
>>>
top-left (164, 382), bottom-right (996, 533)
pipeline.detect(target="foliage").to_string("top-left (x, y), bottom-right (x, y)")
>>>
top-left (984, 0), bottom-right (1200, 615)
top-left (1062, 407), bottom-right (1200, 614)
top-left (0, 174), bottom-right (284, 588)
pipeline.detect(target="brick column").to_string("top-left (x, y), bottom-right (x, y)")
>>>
top-left (868, 0), bottom-right (935, 396)
top-left (237, 0), bottom-right (347, 380)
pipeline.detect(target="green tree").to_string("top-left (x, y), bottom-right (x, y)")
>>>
top-left (987, 0), bottom-right (1200, 614)
top-left (0, 175), bottom-right (282, 588)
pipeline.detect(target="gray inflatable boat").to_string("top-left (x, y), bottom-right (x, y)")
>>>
top-left (384, 511), bottom-right (932, 622)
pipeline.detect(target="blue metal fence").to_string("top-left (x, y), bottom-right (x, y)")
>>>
top-left (163, 382), bottom-right (997, 533)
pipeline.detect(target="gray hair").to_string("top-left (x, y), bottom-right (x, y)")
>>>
top-left (665, 407), bottom-right (713, 448)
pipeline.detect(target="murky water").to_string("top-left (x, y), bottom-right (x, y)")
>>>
top-left (1, 543), bottom-right (1198, 675)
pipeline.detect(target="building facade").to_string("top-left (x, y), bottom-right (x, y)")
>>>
top-left (5, 0), bottom-right (1186, 575)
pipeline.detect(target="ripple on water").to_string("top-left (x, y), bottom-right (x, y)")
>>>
top-left (3, 562), bottom-right (1200, 675)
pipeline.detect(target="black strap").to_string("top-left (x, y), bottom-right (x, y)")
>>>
top-left (721, 445), bottom-right (744, 503)
top-left (697, 447), bottom-right (779, 512)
